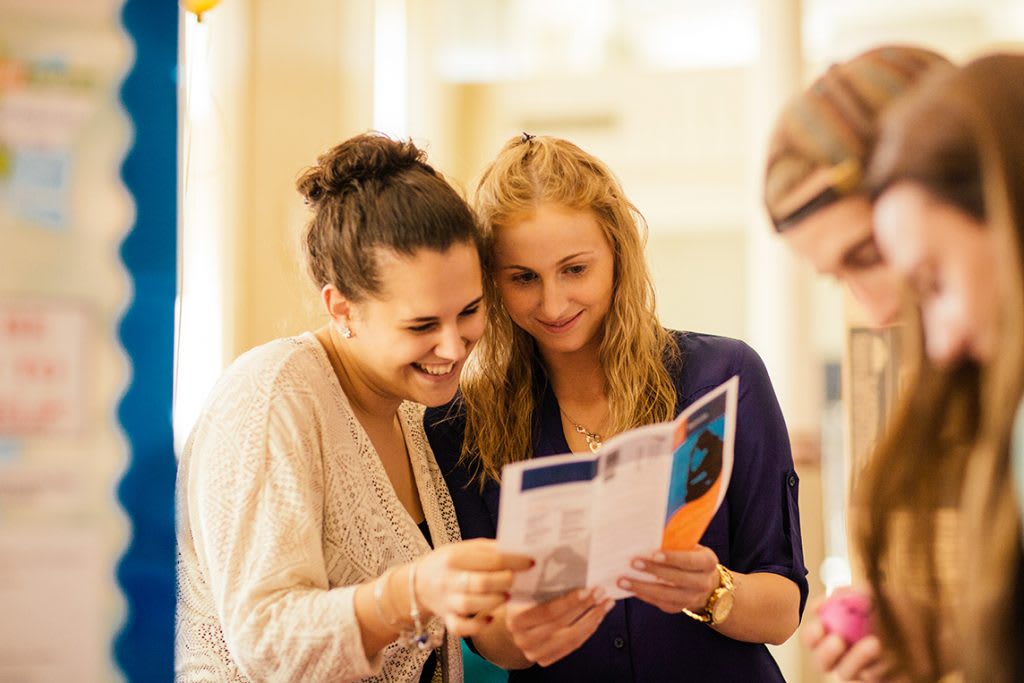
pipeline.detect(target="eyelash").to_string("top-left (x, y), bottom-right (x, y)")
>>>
top-left (847, 244), bottom-right (881, 269)
top-left (510, 265), bottom-right (587, 285)
top-left (407, 306), bottom-right (480, 333)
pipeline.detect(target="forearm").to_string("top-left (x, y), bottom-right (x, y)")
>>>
top-left (712, 571), bottom-right (800, 645)
top-left (468, 604), bottom-right (533, 670)
top-left (353, 562), bottom-right (431, 658)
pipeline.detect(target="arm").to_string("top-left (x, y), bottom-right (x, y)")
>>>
top-left (354, 540), bottom-right (533, 657)
top-left (622, 546), bottom-right (801, 645)
top-left (188, 389), bottom-right (382, 681)
top-left (716, 570), bottom-right (799, 644)
top-left (624, 339), bottom-right (808, 644)
top-left (190, 387), bottom-right (525, 680)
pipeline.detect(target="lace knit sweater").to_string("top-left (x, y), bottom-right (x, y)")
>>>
top-left (175, 333), bottom-right (464, 682)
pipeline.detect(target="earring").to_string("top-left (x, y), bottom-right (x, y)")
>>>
top-left (340, 325), bottom-right (353, 339)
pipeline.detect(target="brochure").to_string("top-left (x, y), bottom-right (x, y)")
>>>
top-left (496, 375), bottom-right (738, 602)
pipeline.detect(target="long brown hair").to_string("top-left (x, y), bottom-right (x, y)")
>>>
top-left (863, 54), bottom-right (1024, 682)
top-left (458, 135), bottom-right (678, 484)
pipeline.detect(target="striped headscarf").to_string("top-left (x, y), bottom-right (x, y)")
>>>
top-left (764, 45), bottom-right (951, 231)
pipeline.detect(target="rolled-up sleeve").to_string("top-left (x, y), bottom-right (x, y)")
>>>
top-left (725, 341), bottom-right (809, 615)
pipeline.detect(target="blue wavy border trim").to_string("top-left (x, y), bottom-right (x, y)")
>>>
top-left (114, 1), bottom-right (178, 680)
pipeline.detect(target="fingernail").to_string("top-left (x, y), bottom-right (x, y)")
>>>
top-left (577, 588), bottom-right (590, 600)
top-left (653, 552), bottom-right (666, 562)
top-left (632, 559), bottom-right (646, 570)
top-left (603, 600), bottom-right (615, 612)
top-left (592, 587), bottom-right (606, 601)
top-left (618, 578), bottom-right (632, 589)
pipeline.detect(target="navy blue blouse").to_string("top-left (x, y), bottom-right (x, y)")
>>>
top-left (425, 331), bottom-right (808, 682)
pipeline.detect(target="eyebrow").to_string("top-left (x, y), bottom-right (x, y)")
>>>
top-left (400, 296), bottom-right (483, 324)
top-left (502, 251), bottom-right (593, 270)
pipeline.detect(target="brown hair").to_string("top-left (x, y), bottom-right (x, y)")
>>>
top-left (764, 45), bottom-right (951, 230)
top-left (863, 54), bottom-right (1024, 682)
top-left (457, 135), bottom-right (678, 484)
top-left (297, 132), bottom-right (480, 300)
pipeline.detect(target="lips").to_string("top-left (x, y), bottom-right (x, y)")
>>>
top-left (412, 361), bottom-right (457, 379)
top-left (537, 310), bottom-right (583, 334)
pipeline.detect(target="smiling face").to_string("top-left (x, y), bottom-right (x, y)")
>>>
top-left (781, 195), bottom-right (904, 326)
top-left (340, 242), bottom-right (485, 407)
top-left (493, 203), bottom-right (615, 361)
top-left (873, 182), bottom-right (997, 366)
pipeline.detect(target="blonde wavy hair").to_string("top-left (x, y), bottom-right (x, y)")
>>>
top-left (458, 135), bottom-right (679, 485)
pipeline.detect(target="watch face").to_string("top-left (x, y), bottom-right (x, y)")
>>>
top-left (712, 591), bottom-right (735, 623)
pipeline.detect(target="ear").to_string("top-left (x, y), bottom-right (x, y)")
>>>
top-left (320, 284), bottom-right (352, 327)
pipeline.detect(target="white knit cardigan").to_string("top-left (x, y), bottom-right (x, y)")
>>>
top-left (175, 333), bottom-right (464, 682)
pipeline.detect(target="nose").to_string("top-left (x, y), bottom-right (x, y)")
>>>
top-left (847, 276), bottom-right (900, 327)
top-left (540, 279), bottom-right (568, 320)
top-left (435, 323), bottom-right (468, 362)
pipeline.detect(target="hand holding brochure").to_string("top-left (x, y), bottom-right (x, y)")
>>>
top-left (496, 376), bottom-right (738, 602)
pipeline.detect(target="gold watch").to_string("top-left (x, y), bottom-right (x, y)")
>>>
top-left (682, 564), bottom-right (735, 625)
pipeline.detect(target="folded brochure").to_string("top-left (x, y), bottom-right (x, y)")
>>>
top-left (496, 375), bottom-right (738, 601)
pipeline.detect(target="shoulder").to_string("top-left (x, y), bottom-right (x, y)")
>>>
top-left (668, 330), bottom-right (769, 402)
top-left (204, 333), bottom-right (332, 417)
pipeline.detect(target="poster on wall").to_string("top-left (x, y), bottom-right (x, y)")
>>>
top-left (0, 301), bottom-right (87, 435)
top-left (0, 0), bottom-right (177, 680)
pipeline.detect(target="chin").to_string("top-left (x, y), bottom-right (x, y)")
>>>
top-left (406, 377), bottom-right (460, 407)
top-left (539, 330), bottom-right (594, 355)
top-left (416, 387), bottom-right (458, 407)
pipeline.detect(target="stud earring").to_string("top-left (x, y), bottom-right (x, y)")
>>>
top-left (340, 325), bottom-right (353, 339)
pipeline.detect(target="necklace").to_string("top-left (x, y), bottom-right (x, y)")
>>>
top-left (560, 408), bottom-right (604, 453)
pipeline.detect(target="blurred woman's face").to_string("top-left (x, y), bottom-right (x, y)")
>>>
top-left (492, 203), bottom-right (615, 361)
top-left (781, 195), bottom-right (903, 326)
top-left (873, 182), bottom-right (997, 365)
top-left (344, 242), bottom-right (485, 407)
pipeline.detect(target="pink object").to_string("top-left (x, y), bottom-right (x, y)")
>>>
top-left (816, 592), bottom-right (872, 645)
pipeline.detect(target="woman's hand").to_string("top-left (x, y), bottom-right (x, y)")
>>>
top-left (617, 545), bottom-right (720, 613)
top-left (803, 589), bottom-right (900, 682)
top-left (504, 588), bottom-right (614, 667)
top-left (415, 538), bottom-right (532, 636)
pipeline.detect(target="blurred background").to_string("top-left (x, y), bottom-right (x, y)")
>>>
top-left (3, 0), bottom-right (1024, 680)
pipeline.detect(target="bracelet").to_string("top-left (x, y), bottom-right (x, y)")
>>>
top-left (403, 562), bottom-right (442, 651)
top-left (373, 566), bottom-right (402, 627)
top-left (405, 562), bottom-right (431, 650)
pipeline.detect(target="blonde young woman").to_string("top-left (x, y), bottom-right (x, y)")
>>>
top-left (857, 54), bottom-right (1024, 683)
top-left (425, 135), bottom-right (807, 681)
top-left (175, 133), bottom-right (531, 683)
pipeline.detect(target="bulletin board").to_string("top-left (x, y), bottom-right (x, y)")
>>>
top-left (0, 0), bottom-right (177, 680)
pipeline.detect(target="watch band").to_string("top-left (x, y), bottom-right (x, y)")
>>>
top-left (681, 564), bottom-right (734, 624)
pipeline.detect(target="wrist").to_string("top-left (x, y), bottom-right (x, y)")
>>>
top-left (372, 567), bottom-right (409, 633)
top-left (682, 564), bottom-right (736, 626)
top-left (405, 560), bottom-right (442, 651)
top-left (409, 559), bottom-right (434, 621)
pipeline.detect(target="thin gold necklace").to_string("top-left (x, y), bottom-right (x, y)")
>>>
top-left (560, 408), bottom-right (604, 453)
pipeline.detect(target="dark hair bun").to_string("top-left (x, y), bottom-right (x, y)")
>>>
top-left (297, 132), bottom-right (428, 205)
